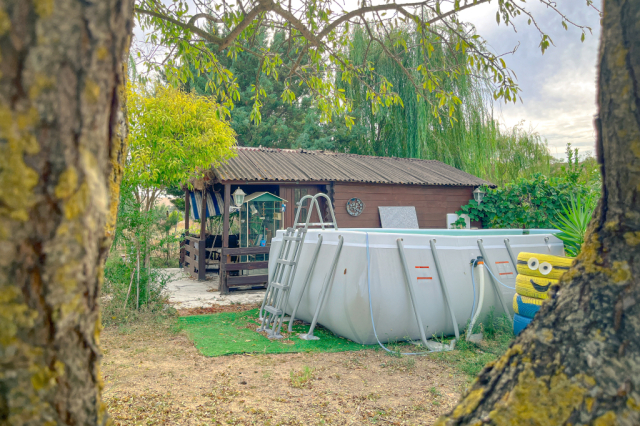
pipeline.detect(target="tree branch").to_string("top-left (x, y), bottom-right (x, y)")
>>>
top-left (135, 7), bottom-right (223, 44)
top-left (217, 2), bottom-right (272, 51)
top-left (268, 0), bottom-right (322, 47)
top-left (318, 2), bottom-right (430, 39)
top-left (187, 13), bottom-right (222, 26)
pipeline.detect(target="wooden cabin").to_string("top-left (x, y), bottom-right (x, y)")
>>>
top-left (181, 147), bottom-right (491, 293)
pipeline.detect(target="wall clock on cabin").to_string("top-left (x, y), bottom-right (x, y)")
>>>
top-left (346, 198), bottom-right (365, 216)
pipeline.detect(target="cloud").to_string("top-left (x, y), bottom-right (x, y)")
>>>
top-left (459, 1), bottom-right (601, 158)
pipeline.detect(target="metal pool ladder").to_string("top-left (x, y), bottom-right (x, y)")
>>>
top-left (257, 193), bottom-right (338, 339)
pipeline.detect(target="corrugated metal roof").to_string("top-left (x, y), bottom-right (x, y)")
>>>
top-left (212, 147), bottom-right (492, 187)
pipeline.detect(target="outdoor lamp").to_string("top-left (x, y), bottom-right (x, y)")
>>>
top-left (473, 187), bottom-right (486, 204)
top-left (232, 188), bottom-right (246, 206)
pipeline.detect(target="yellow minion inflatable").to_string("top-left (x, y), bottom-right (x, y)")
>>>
top-left (512, 252), bottom-right (572, 335)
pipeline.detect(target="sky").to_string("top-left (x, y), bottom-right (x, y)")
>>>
top-left (135, 0), bottom-right (602, 160)
top-left (458, 1), bottom-right (602, 159)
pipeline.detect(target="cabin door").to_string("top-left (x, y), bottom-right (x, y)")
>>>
top-left (280, 185), bottom-right (323, 228)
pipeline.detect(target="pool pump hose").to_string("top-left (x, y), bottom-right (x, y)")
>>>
top-left (466, 257), bottom-right (485, 341)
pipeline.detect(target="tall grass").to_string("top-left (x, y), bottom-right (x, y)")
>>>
top-left (433, 308), bottom-right (514, 379)
top-left (102, 253), bottom-right (175, 328)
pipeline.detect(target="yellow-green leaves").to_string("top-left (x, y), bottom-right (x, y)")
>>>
top-left (125, 84), bottom-right (236, 190)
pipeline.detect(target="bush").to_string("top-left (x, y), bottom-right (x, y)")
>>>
top-left (101, 254), bottom-right (176, 328)
top-left (456, 173), bottom-right (598, 229)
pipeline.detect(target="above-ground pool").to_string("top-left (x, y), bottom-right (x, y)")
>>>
top-left (265, 228), bottom-right (564, 345)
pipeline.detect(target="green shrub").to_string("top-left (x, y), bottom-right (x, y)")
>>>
top-left (101, 254), bottom-right (176, 328)
top-left (456, 173), bottom-right (598, 230)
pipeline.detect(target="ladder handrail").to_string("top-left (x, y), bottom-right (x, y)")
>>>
top-left (288, 234), bottom-right (323, 332)
top-left (258, 192), bottom-right (338, 340)
top-left (270, 228), bottom-right (307, 336)
top-left (259, 227), bottom-right (293, 320)
top-left (293, 193), bottom-right (338, 230)
top-left (299, 235), bottom-right (344, 340)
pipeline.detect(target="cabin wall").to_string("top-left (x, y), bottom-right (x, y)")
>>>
top-left (331, 183), bottom-right (474, 229)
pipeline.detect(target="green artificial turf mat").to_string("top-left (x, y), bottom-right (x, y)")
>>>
top-left (179, 309), bottom-right (370, 357)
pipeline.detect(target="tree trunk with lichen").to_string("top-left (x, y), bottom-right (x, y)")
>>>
top-left (439, 1), bottom-right (640, 425)
top-left (0, 1), bottom-right (132, 424)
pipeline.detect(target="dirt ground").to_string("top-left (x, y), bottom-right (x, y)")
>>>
top-left (102, 309), bottom-right (469, 425)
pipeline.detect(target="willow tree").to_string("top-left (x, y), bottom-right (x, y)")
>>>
top-left (133, 0), bottom-right (576, 126)
top-left (4, 0), bottom-right (634, 425)
top-left (334, 27), bottom-right (552, 184)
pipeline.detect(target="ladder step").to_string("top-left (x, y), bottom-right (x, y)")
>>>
top-left (282, 236), bottom-right (303, 242)
top-left (277, 259), bottom-right (296, 266)
top-left (264, 306), bottom-right (283, 316)
top-left (271, 282), bottom-right (289, 290)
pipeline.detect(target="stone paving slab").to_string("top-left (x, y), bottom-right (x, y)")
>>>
top-left (162, 268), bottom-right (265, 309)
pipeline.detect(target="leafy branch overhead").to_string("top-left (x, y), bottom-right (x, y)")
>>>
top-left (133, 0), bottom-right (597, 126)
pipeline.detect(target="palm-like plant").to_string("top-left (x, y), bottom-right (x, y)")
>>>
top-left (553, 196), bottom-right (596, 257)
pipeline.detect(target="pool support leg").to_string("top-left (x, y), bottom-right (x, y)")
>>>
top-left (504, 238), bottom-right (518, 269)
top-left (299, 235), bottom-right (344, 341)
top-left (429, 239), bottom-right (460, 341)
top-left (477, 239), bottom-right (513, 323)
top-left (397, 239), bottom-right (430, 349)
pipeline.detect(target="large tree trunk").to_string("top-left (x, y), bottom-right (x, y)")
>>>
top-left (0, 1), bottom-right (132, 424)
top-left (439, 1), bottom-right (640, 425)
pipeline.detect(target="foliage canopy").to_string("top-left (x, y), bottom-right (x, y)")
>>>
top-left (178, 24), bottom-right (552, 185)
top-left (125, 84), bottom-right (236, 193)
top-left (133, 0), bottom-right (596, 126)
top-left (333, 27), bottom-right (552, 184)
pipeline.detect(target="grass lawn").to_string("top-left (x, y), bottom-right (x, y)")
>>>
top-left (179, 308), bottom-right (370, 356)
top-left (178, 307), bottom-right (515, 381)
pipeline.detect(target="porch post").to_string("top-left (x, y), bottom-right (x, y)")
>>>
top-left (198, 188), bottom-right (207, 281)
top-left (220, 183), bottom-right (231, 294)
top-left (181, 188), bottom-right (190, 270)
top-left (184, 189), bottom-right (190, 234)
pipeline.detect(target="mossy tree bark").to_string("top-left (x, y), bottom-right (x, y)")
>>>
top-left (439, 1), bottom-right (640, 425)
top-left (0, 1), bottom-right (132, 424)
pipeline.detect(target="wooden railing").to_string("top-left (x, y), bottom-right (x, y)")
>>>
top-left (182, 235), bottom-right (220, 280)
top-left (182, 237), bottom-right (270, 292)
top-left (219, 246), bottom-right (270, 294)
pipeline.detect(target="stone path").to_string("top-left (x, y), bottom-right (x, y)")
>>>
top-left (162, 268), bottom-right (265, 308)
